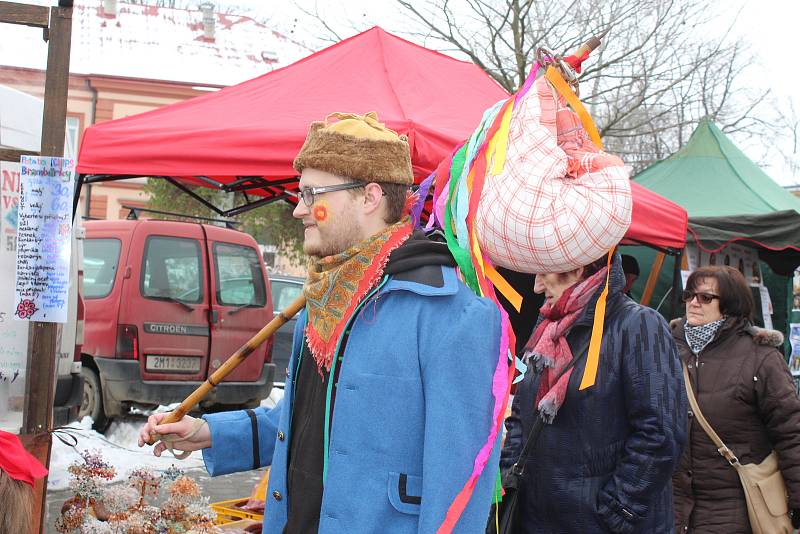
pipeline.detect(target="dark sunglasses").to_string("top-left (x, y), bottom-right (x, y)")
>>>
top-left (681, 290), bottom-right (720, 305)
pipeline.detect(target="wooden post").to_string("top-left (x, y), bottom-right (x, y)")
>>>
top-left (669, 249), bottom-right (685, 319)
top-left (641, 251), bottom-right (666, 307)
top-left (17, 5), bottom-right (73, 534)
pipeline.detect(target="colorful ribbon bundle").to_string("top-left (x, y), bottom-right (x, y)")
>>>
top-left (422, 53), bottom-right (631, 533)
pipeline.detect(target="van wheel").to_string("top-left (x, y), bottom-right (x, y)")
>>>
top-left (79, 367), bottom-right (110, 432)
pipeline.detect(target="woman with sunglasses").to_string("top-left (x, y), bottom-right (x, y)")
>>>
top-left (672, 265), bottom-right (800, 533)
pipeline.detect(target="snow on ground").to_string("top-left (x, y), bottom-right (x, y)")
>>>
top-left (50, 388), bottom-right (286, 491)
top-left (49, 416), bottom-right (205, 490)
top-left (261, 386), bottom-right (284, 409)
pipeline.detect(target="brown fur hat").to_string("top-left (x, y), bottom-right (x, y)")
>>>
top-left (293, 112), bottom-right (413, 185)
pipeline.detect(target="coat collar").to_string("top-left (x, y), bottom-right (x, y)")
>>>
top-left (573, 253), bottom-right (626, 328)
top-left (381, 264), bottom-right (459, 297)
top-left (671, 316), bottom-right (784, 348)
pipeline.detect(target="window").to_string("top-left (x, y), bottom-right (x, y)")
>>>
top-left (213, 243), bottom-right (266, 307)
top-left (142, 237), bottom-right (203, 303)
top-left (64, 116), bottom-right (80, 161)
top-left (270, 280), bottom-right (303, 312)
top-left (83, 238), bottom-right (121, 298)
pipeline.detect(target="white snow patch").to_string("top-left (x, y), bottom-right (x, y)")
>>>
top-left (49, 416), bottom-right (204, 491)
top-left (260, 387), bottom-right (284, 409)
top-left (129, 403), bottom-right (181, 416)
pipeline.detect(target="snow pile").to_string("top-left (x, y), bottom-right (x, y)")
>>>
top-left (49, 416), bottom-right (204, 491)
top-left (261, 387), bottom-right (284, 409)
top-left (50, 388), bottom-right (285, 491)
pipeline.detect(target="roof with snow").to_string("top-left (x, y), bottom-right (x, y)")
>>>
top-left (0, 1), bottom-right (312, 86)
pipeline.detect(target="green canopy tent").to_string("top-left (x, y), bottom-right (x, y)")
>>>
top-left (627, 118), bottom-right (800, 353)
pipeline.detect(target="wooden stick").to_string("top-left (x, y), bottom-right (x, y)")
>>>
top-left (146, 294), bottom-right (306, 445)
top-left (641, 252), bottom-right (666, 307)
top-left (572, 28), bottom-right (610, 58)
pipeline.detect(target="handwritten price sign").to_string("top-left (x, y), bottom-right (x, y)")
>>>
top-left (14, 156), bottom-right (75, 323)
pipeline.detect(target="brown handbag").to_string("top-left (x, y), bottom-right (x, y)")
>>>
top-left (682, 362), bottom-right (793, 534)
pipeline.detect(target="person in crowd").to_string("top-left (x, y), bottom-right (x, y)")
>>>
top-left (0, 430), bottom-right (49, 533)
top-left (672, 265), bottom-right (800, 532)
top-left (500, 252), bottom-right (686, 533)
top-left (139, 112), bottom-right (503, 533)
top-left (621, 254), bottom-right (640, 297)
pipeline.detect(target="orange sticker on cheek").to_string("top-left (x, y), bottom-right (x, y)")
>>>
top-left (313, 202), bottom-right (329, 223)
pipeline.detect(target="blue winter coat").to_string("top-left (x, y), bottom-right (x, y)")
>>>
top-left (500, 257), bottom-right (687, 533)
top-left (202, 264), bottom-right (503, 533)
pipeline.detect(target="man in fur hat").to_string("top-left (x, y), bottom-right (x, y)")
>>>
top-left (139, 112), bottom-right (503, 533)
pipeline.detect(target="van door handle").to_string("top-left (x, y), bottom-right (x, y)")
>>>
top-left (208, 309), bottom-right (219, 324)
top-left (123, 265), bottom-right (132, 279)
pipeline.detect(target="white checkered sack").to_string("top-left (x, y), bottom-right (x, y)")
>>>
top-left (475, 76), bottom-right (632, 274)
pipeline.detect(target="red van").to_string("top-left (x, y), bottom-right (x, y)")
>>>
top-left (80, 218), bottom-right (275, 428)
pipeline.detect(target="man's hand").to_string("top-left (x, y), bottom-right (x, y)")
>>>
top-left (137, 412), bottom-right (212, 457)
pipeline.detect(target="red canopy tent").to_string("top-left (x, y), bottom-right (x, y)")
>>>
top-left (76, 26), bottom-right (686, 250)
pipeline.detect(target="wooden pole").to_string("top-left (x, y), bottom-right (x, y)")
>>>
top-left (18, 5), bottom-right (73, 534)
top-left (670, 249), bottom-right (685, 319)
top-left (147, 294), bottom-right (306, 444)
top-left (641, 251), bottom-right (666, 307)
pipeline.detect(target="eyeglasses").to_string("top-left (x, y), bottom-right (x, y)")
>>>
top-left (298, 183), bottom-right (365, 207)
top-left (681, 290), bottom-right (720, 305)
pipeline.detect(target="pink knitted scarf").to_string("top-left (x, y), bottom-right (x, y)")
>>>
top-left (524, 267), bottom-right (607, 423)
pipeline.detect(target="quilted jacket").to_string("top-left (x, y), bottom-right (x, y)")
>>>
top-left (500, 256), bottom-right (687, 533)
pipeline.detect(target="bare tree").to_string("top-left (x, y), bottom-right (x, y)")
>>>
top-left (291, 0), bottom-right (779, 173)
top-left (387, 0), bottom-right (774, 172)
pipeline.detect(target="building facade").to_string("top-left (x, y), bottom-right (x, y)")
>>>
top-left (1, 0), bottom-right (308, 274)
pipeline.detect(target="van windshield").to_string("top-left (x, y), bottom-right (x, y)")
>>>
top-left (84, 238), bottom-right (122, 298)
top-left (213, 243), bottom-right (266, 307)
top-left (142, 236), bottom-right (203, 303)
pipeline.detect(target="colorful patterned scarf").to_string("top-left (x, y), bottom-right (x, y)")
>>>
top-left (303, 216), bottom-right (413, 372)
top-left (684, 318), bottom-right (725, 355)
top-left (524, 267), bottom-right (608, 423)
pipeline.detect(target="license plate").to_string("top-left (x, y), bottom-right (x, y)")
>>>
top-left (145, 355), bottom-right (201, 374)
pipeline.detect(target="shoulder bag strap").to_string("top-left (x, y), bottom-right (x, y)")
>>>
top-left (681, 361), bottom-right (741, 466)
top-left (511, 336), bottom-right (592, 477)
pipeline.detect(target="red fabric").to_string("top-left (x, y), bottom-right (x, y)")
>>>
top-left (626, 181), bottom-right (688, 250)
top-left (564, 50), bottom-right (590, 73)
top-left (76, 27), bottom-right (508, 185)
top-left (0, 431), bottom-right (48, 487)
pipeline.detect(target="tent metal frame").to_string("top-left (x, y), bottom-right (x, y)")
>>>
top-left (76, 173), bottom-right (299, 218)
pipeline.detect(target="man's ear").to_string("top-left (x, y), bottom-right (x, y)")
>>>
top-left (361, 182), bottom-right (384, 216)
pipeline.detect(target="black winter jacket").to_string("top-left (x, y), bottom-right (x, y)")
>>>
top-left (500, 256), bottom-right (687, 533)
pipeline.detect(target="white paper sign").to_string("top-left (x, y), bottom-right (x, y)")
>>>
top-left (0, 162), bottom-right (26, 430)
top-left (14, 156), bottom-right (75, 323)
top-left (759, 286), bottom-right (773, 331)
top-left (686, 243), bottom-right (762, 285)
top-left (680, 270), bottom-right (691, 289)
top-left (789, 324), bottom-right (800, 376)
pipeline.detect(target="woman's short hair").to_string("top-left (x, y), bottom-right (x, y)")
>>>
top-left (685, 265), bottom-right (753, 319)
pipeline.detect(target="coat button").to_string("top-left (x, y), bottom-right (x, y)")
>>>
top-left (273, 490), bottom-right (282, 501)
top-left (688, 411), bottom-right (694, 418)
top-left (277, 431), bottom-right (285, 441)
top-left (688, 470), bottom-right (693, 477)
